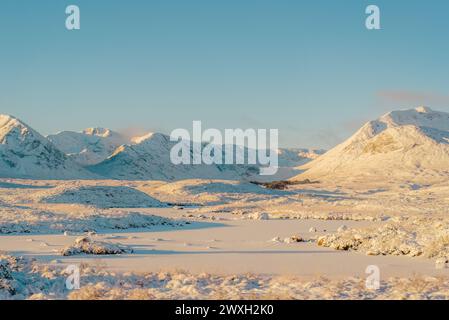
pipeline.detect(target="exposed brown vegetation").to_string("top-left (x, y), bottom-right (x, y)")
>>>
top-left (250, 179), bottom-right (319, 190)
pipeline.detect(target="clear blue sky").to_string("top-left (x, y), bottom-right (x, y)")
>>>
top-left (1, 0), bottom-right (449, 148)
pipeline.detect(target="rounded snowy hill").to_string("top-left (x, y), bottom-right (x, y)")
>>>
top-left (32, 183), bottom-right (166, 208)
top-left (293, 107), bottom-right (449, 183)
top-left (0, 115), bottom-right (94, 179)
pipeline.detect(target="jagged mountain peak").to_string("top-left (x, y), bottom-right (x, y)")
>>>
top-left (0, 114), bottom-right (93, 179)
top-left (82, 127), bottom-right (119, 138)
top-left (0, 114), bottom-right (17, 124)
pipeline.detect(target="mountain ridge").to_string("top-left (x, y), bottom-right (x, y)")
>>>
top-left (0, 114), bottom-right (94, 179)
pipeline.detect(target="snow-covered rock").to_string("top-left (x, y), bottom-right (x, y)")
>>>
top-left (294, 107), bottom-right (449, 183)
top-left (315, 217), bottom-right (449, 259)
top-left (250, 212), bottom-right (269, 220)
top-left (270, 235), bottom-right (304, 243)
top-left (284, 235), bottom-right (304, 243)
top-left (60, 237), bottom-right (133, 256)
top-left (0, 115), bottom-right (94, 179)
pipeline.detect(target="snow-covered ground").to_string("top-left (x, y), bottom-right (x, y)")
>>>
top-left (1, 175), bottom-right (449, 299)
top-left (2, 251), bottom-right (449, 300)
top-left (1, 107), bottom-right (449, 299)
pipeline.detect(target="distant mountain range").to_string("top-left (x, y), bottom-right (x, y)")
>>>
top-left (0, 114), bottom-right (321, 180)
top-left (5, 107), bottom-right (448, 182)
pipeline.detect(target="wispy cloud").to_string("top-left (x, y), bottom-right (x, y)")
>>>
top-left (116, 126), bottom-right (153, 140)
top-left (376, 90), bottom-right (449, 106)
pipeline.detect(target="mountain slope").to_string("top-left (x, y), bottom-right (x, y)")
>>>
top-left (48, 128), bottom-right (128, 166)
top-left (89, 132), bottom-right (259, 181)
top-left (0, 115), bottom-right (94, 179)
top-left (292, 107), bottom-right (449, 183)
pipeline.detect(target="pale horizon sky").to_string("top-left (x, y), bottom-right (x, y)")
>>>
top-left (1, 0), bottom-right (449, 148)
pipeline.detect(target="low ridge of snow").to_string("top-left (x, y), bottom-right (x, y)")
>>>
top-left (157, 179), bottom-right (286, 196)
top-left (0, 206), bottom-right (185, 234)
top-left (0, 115), bottom-right (93, 179)
top-left (293, 107), bottom-right (449, 183)
top-left (32, 183), bottom-right (166, 208)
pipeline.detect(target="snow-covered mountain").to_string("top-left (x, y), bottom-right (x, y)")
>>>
top-left (0, 114), bottom-right (326, 181)
top-left (293, 107), bottom-right (449, 183)
top-left (48, 126), bottom-right (323, 181)
top-left (0, 115), bottom-right (94, 179)
top-left (48, 128), bottom-right (128, 166)
top-left (89, 132), bottom-right (259, 181)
